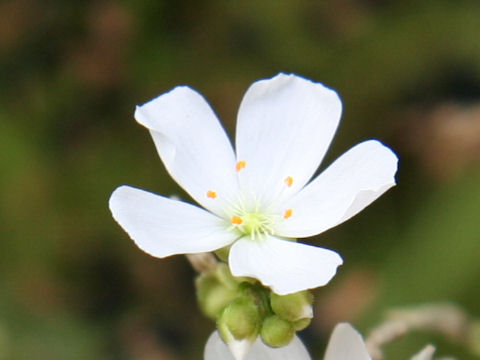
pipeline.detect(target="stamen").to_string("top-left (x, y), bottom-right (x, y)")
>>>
top-left (236, 160), bottom-right (246, 172)
top-left (231, 216), bottom-right (243, 225)
top-left (206, 190), bottom-right (217, 199)
top-left (283, 209), bottom-right (293, 219)
top-left (227, 200), bottom-right (275, 240)
top-left (284, 176), bottom-right (293, 187)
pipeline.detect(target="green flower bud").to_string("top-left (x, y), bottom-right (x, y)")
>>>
top-left (195, 264), bottom-right (238, 320)
top-left (219, 263), bottom-right (245, 290)
top-left (218, 298), bottom-right (261, 342)
top-left (270, 291), bottom-right (314, 322)
top-left (293, 318), bottom-right (311, 331)
top-left (238, 282), bottom-right (270, 318)
top-left (260, 315), bottom-right (294, 347)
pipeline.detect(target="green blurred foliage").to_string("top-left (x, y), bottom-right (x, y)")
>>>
top-left (1, 0), bottom-right (480, 358)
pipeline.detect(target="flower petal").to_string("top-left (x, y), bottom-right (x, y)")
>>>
top-left (135, 86), bottom-right (239, 217)
top-left (276, 140), bottom-right (398, 238)
top-left (229, 236), bottom-right (342, 295)
top-left (204, 331), bottom-right (311, 360)
top-left (109, 185), bottom-right (237, 258)
top-left (324, 323), bottom-right (371, 360)
top-left (235, 73), bottom-right (342, 208)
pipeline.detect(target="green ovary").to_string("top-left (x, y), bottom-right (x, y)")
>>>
top-left (232, 211), bottom-right (274, 240)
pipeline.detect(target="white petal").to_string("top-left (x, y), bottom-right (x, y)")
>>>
top-left (276, 140), bottom-right (398, 238)
top-left (235, 73), bottom-right (342, 208)
top-left (204, 331), bottom-right (311, 360)
top-left (229, 236), bottom-right (342, 295)
top-left (324, 323), bottom-right (371, 360)
top-left (204, 332), bottom-right (240, 360)
top-left (135, 86), bottom-right (239, 217)
top-left (228, 338), bottom-right (253, 360)
top-left (109, 185), bottom-right (237, 258)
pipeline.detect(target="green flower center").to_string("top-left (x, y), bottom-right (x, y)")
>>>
top-left (230, 211), bottom-right (274, 240)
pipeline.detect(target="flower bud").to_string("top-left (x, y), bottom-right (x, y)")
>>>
top-left (215, 262), bottom-right (241, 289)
top-left (260, 315), bottom-right (294, 347)
top-left (237, 281), bottom-right (270, 318)
top-left (195, 264), bottom-right (238, 320)
top-left (218, 298), bottom-right (261, 342)
top-left (293, 318), bottom-right (311, 331)
top-left (270, 291), bottom-right (314, 322)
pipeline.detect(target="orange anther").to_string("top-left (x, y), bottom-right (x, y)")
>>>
top-left (283, 209), bottom-right (293, 219)
top-left (206, 190), bottom-right (217, 199)
top-left (231, 216), bottom-right (243, 225)
top-left (284, 176), bottom-right (293, 187)
top-left (236, 160), bottom-right (246, 172)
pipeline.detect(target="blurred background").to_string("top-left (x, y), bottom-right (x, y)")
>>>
top-left (1, 0), bottom-right (480, 359)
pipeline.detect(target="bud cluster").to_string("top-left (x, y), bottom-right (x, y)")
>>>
top-left (195, 262), bottom-right (314, 348)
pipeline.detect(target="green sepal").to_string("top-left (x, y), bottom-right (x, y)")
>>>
top-left (293, 318), bottom-right (311, 331)
top-left (218, 297), bottom-right (261, 341)
top-left (195, 263), bottom-right (238, 320)
top-left (270, 291), bottom-right (313, 322)
top-left (238, 282), bottom-right (271, 318)
top-left (260, 315), bottom-right (295, 347)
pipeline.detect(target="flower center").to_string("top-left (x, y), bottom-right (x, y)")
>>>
top-left (229, 210), bottom-right (274, 241)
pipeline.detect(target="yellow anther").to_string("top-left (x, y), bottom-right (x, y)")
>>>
top-left (231, 216), bottom-right (243, 225)
top-left (206, 190), bottom-right (217, 199)
top-left (283, 209), bottom-right (293, 219)
top-left (284, 176), bottom-right (293, 187)
top-left (236, 160), bottom-right (246, 172)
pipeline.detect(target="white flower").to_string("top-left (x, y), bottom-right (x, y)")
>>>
top-left (109, 73), bottom-right (398, 295)
top-left (323, 323), bottom-right (371, 360)
top-left (204, 323), bottom-right (372, 360)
